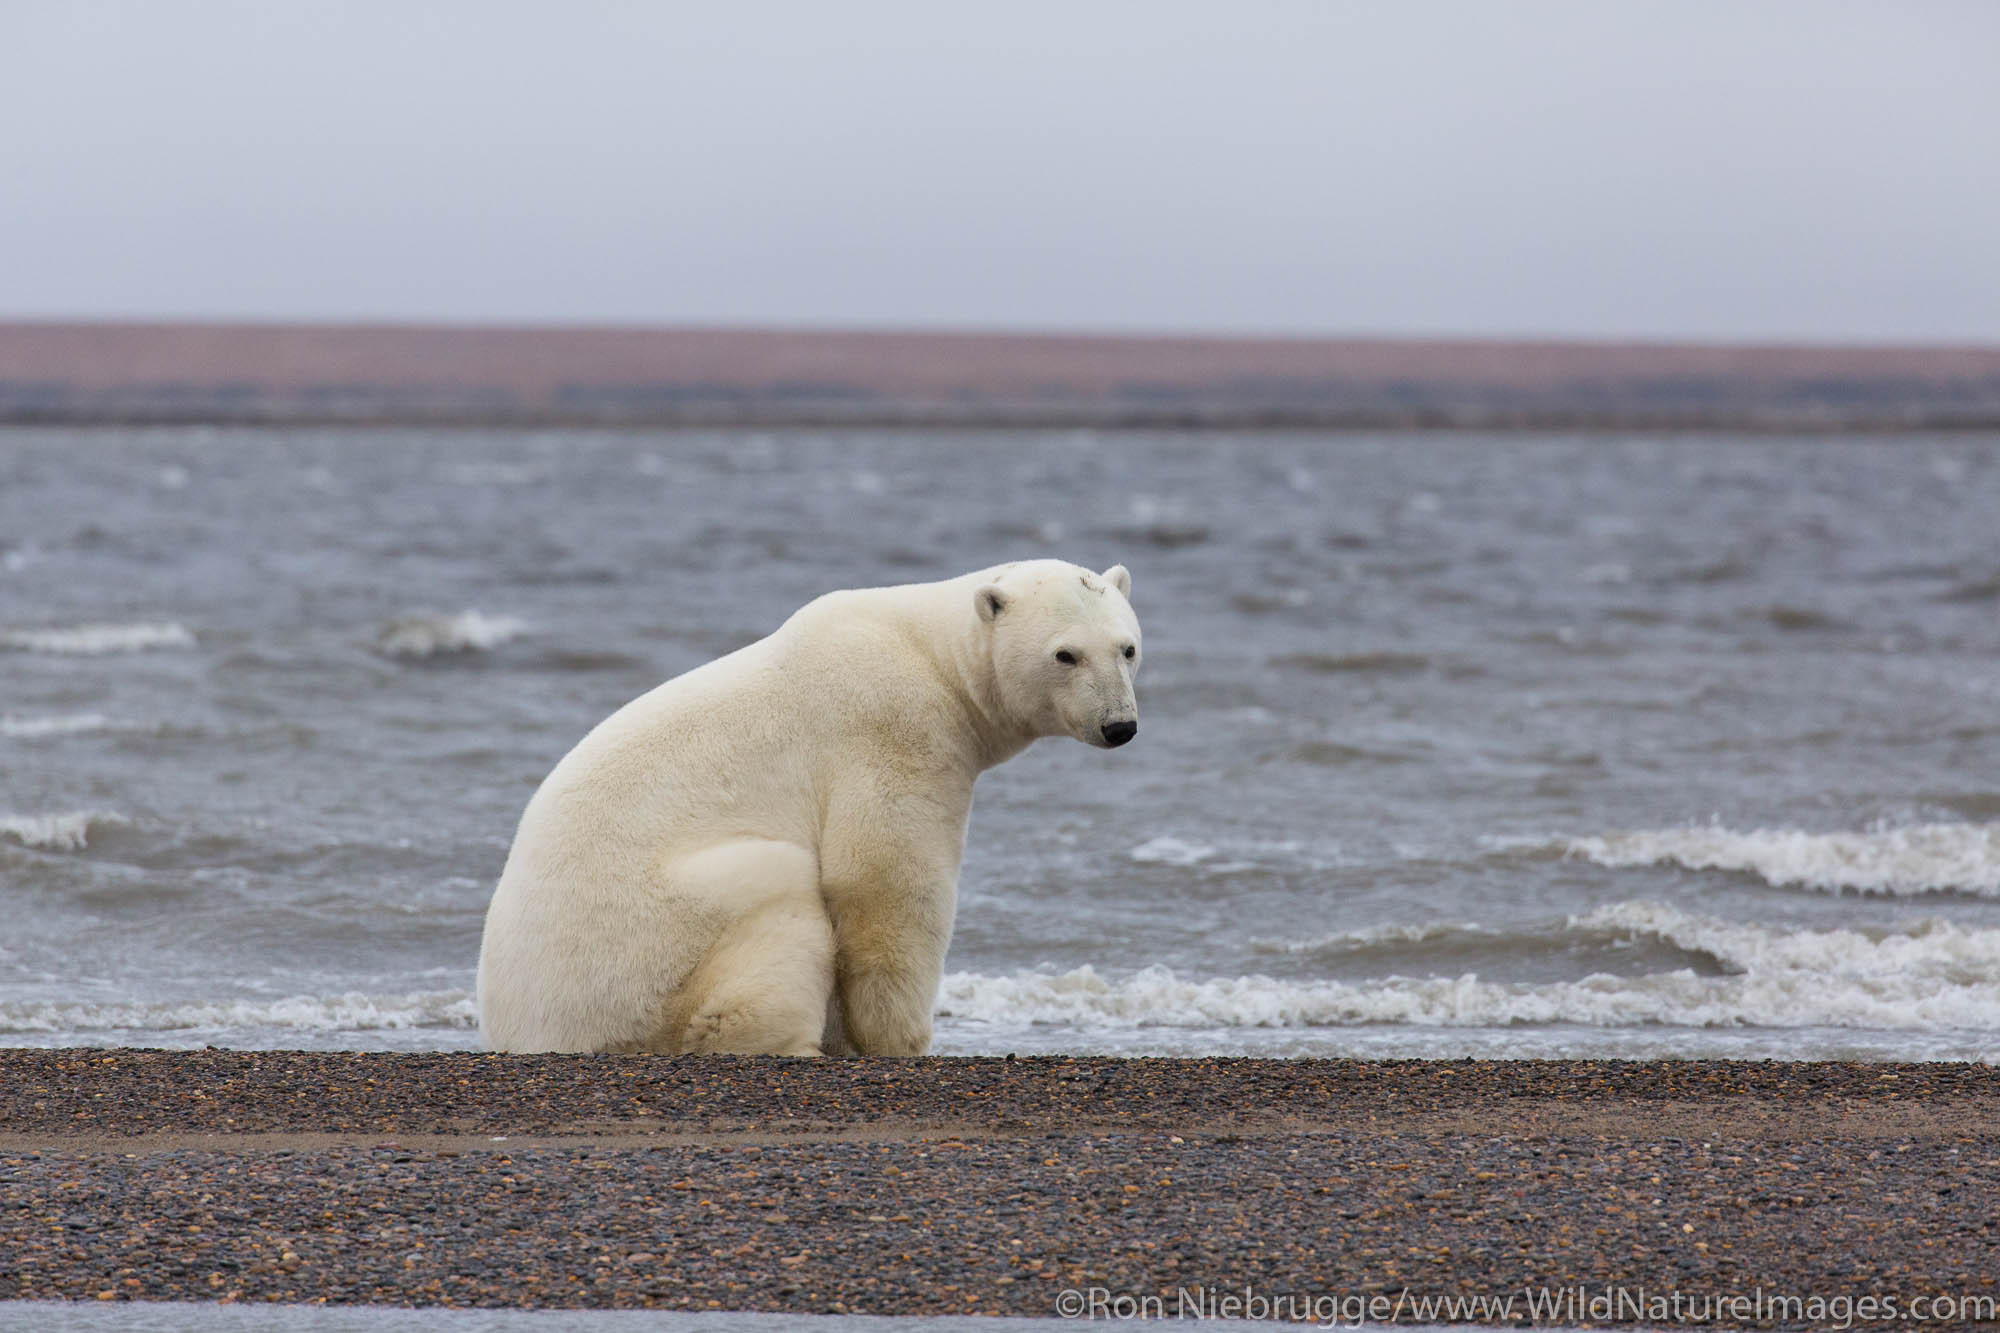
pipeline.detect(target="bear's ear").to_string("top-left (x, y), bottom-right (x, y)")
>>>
top-left (1102, 564), bottom-right (1132, 599)
top-left (975, 584), bottom-right (1009, 623)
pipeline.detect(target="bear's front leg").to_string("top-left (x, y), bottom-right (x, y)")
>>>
top-left (835, 942), bottom-right (940, 1057)
top-left (819, 778), bottom-right (967, 1057)
top-left (827, 878), bottom-right (951, 1056)
top-left (820, 869), bottom-right (955, 1055)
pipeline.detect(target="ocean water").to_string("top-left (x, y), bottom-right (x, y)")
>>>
top-left (3, 427), bottom-right (1999, 1061)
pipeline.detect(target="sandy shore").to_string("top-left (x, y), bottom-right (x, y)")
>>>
top-left (9, 321), bottom-right (2000, 429)
top-left (4, 1052), bottom-right (1999, 1324)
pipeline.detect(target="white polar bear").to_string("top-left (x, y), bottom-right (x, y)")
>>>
top-left (475, 559), bottom-right (1142, 1056)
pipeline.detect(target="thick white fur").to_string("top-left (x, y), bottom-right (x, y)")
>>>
top-left (476, 559), bottom-right (1141, 1055)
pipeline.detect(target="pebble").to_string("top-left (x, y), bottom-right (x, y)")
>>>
top-left (3, 1051), bottom-right (1996, 1318)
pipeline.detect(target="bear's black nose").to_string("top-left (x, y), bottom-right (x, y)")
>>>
top-left (1101, 720), bottom-right (1138, 747)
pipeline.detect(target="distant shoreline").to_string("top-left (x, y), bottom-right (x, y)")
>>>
top-left (6, 320), bottom-right (2000, 430)
top-left (11, 408), bottom-right (2000, 433)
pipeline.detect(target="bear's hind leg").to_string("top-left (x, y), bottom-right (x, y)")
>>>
top-left (675, 895), bottom-right (836, 1057)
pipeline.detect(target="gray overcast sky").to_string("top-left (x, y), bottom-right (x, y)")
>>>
top-left (5, 1), bottom-right (1998, 341)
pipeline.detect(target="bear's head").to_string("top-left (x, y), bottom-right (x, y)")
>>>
top-left (975, 560), bottom-right (1141, 749)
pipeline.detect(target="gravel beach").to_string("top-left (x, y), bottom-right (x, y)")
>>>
top-left (4, 1052), bottom-right (1999, 1326)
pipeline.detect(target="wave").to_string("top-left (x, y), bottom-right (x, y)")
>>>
top-left (0, 622), bottom-right (196, 654)
top-left (0, 811), bottom-right (128, 851)
top-left (375, 610), bottom-right (530, 658)
top-left (11, 904), bottom-right (1997, 1042)
top-left (1574, 899), bottom-right (2000, 981)
top-left (1128, 835), bottom-right (1216, 866)
top-left (0, 990), bottom-right (478, 1036)
top-left (1126, 835), bottom-right (1324, 875)
top-left (1559, 823), bottom-right (2000, 896)
top-left (0, 713), bottom-right (126, 738)
top-left (941, 902), bottom-right (2000, 1032)
top-left (1254, 919), bottom-right (1489, 954)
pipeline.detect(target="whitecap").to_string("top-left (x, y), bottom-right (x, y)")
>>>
top-left (0, 811), bottom-right (128, 851)
top-left (0, 622), bottom-right (196, 654)
top-left (375, 610), bottom-right (530, 658)
top-left (1252, 919), bottom-right (1488, 954)
top-left (1127, 835), bottom-right (1216, 866)
top-left (940, 903), bottom-right (2000, 1033)
top-left (0, 713), bottom-right (121, 738)
top-left (0, 990), bottom-right (477, 1035)
top-left (1561, 823), bottom-right (2000, 896)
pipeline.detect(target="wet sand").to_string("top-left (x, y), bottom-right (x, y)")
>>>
top-left (4, 1052), bottom-right (1999, 1324)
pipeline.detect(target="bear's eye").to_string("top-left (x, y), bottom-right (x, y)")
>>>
top-left (1122, 645), bottom-right (1136, 660)
top-left (1054, 650), bottom-right (1077, 665)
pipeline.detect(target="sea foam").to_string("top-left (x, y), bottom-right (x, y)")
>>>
top-left (1128, 835), bottom-right (1217, 866)
top-left (0, 990), bottom-right (478, 1036)
top-left (11, 903), bottom-right (1995, 1042)
top-left (1253, 919), bottom-right (1489, 954)
top-left (375, 611), bottom-right (530, 658)
top-left (0, 713), bottom-right (122, 738)
top-left (1561, 823), bottom-right (2000, 896)
top-left (940, 902), bottom-right (2000, 1033)
top-left (0, 811), bottom-right (128, 851)
top-left (0, 622), bottom-right (196, 654)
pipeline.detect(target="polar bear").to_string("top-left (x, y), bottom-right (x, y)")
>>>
top-left (475, 559), bottom-right (1141, 1056)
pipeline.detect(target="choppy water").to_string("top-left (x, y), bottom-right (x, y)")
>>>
top-left (4, 427), bottom-right (2000, 1060)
